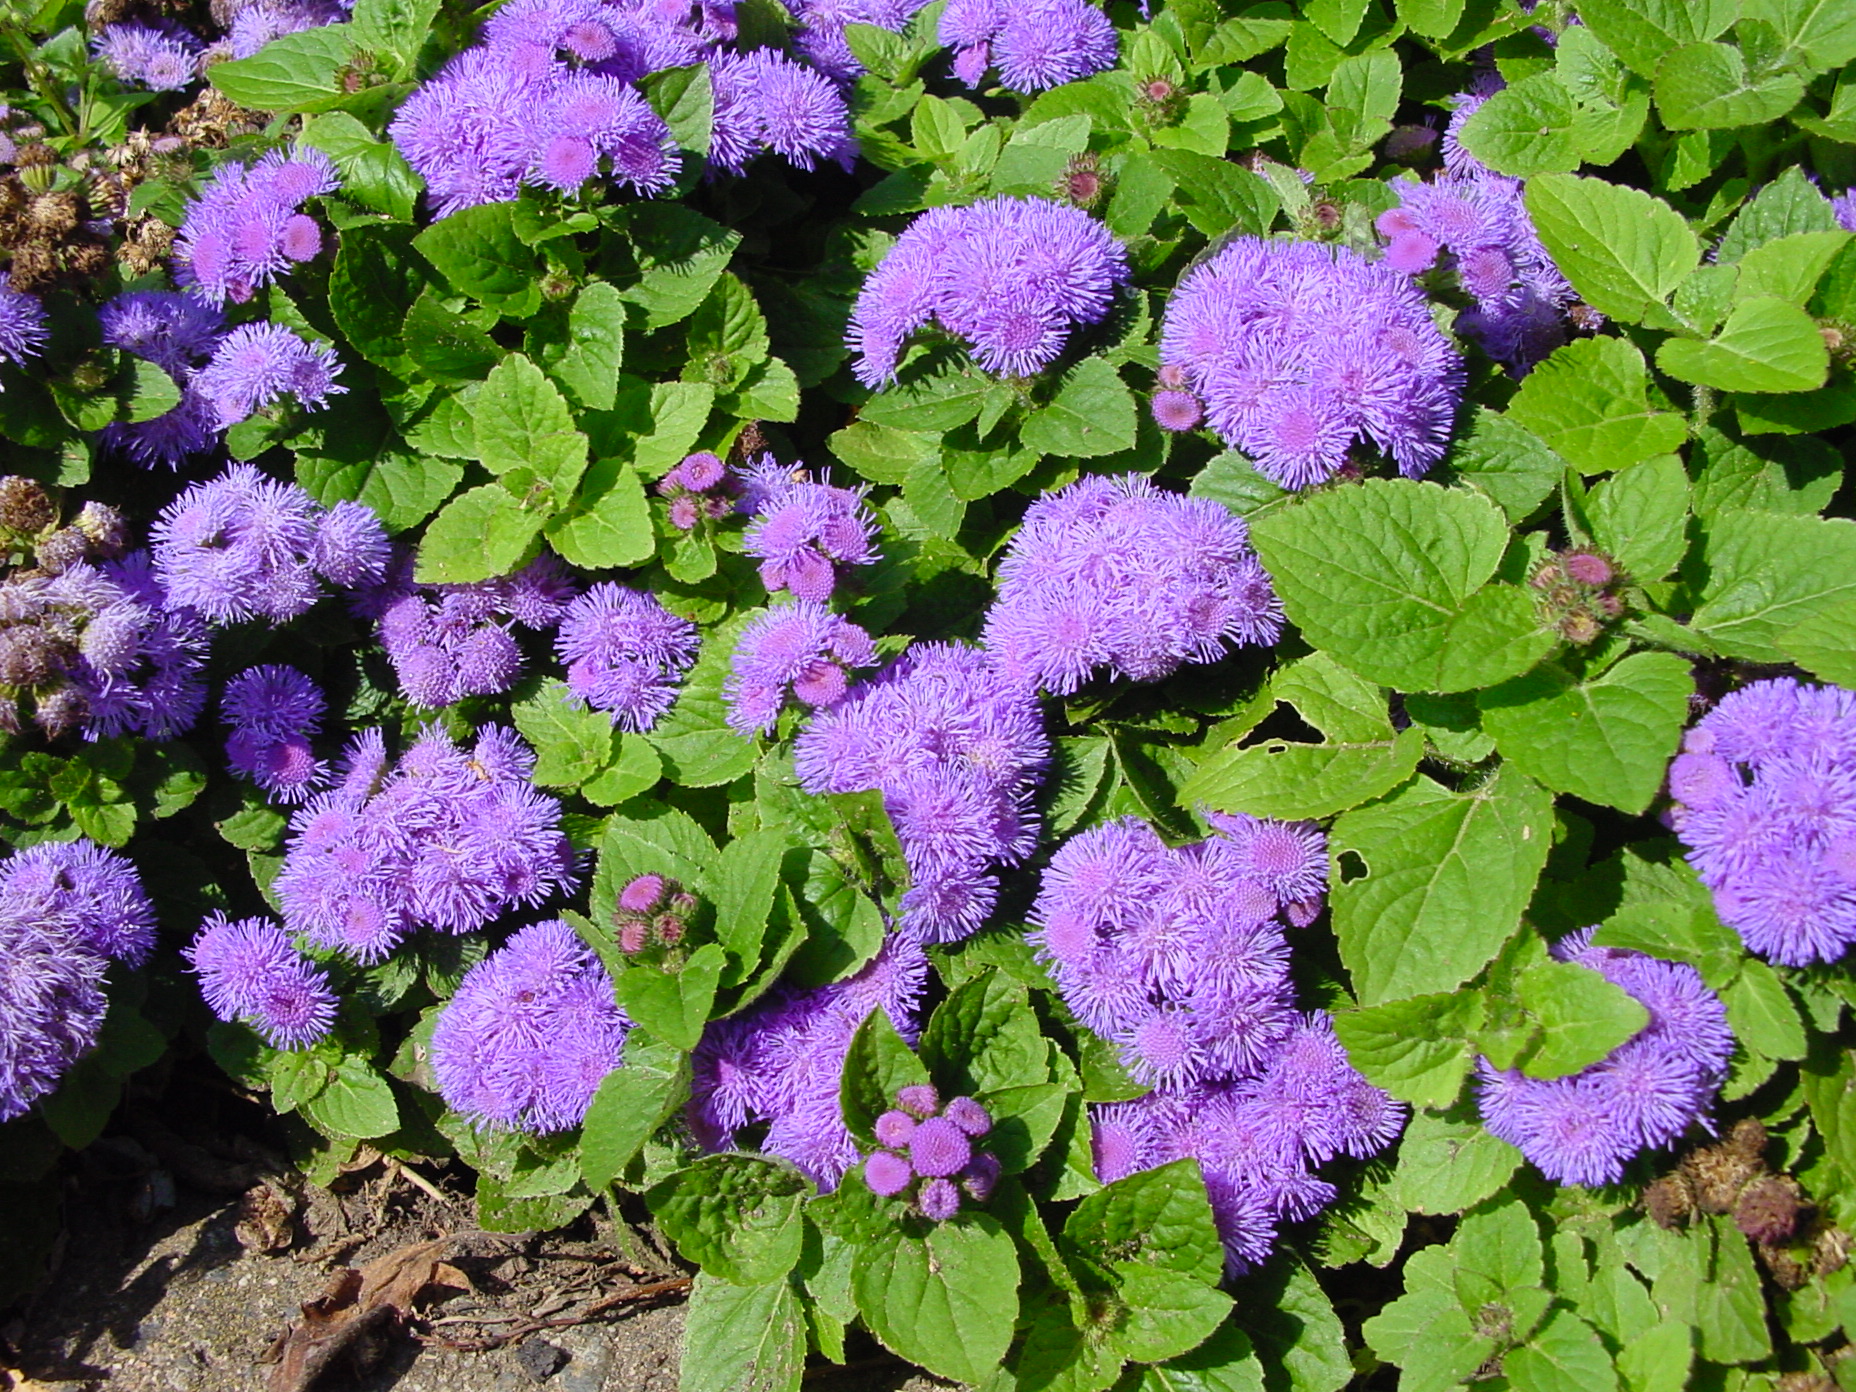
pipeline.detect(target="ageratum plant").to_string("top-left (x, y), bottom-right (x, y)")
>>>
top-left (4, 0), bottom-right (1856, 1388)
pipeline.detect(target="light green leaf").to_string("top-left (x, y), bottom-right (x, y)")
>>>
top-left (1507, 1310), bottom-right (1619, 1392)
top-left (546, 458), bottom-right (654, 570)
top-left (1506, 336), bottom-right (1688, 474)
top-left (1616, 1321), bottom-right (1693, 1392)
top-left (1691, 510), bottom-right (1856, 662)
top-left (1654, 41), bottom-right (1804, 129)
top-left (614, 203), bottom-right (742, 329)
top-left (511, 681), bottom-right (617, 788)
top-left (1515, 959), bottom-right (1651, 1078)
top-left (1362, 1286), bottom-right (1492, 1392)
top-left (301, 1062), bottom-right (400, 1140)
top-left (1447, 408), bottom-right (1565, 522)
top-left (474, 354), bottom-right (588, 502)
top-left (649, 1155), bottom-right (810, 1285)
top-left (920, 969), bottom-right (1050, 1097)
top-left (1723, 959), bottom-right (1808, 1060)
top-left (680, 1273), bottom-right (805, 1392)
top-left (1575, 0), bottom-right (1738, 75)
top-left (1734, 231), bottom-right (1850, 305)
top-left (646, 614), bottom-right (759, 787)
top-left (1393, 1111), bottom-right (1524, 1215)
top-left (1587, 455), bottom-right (1690, 580)
top-left (616, 943), bottom-right (727, 1051)
top-left (1459, 72), bottom-right (1582, 175)
top-left (1332, 990), bottom-right (1486, 1109)
top-left (1524, 174), bottom-right (1700, 325)
top-left (1022, 357), bottom-right (1138, 459)
top-left (852, 1218), bottom-right (1020, 1385)
top-left (413, 201), bottom-right (542, 317)
top-left (1657, 297), bottom-right (1831, 393)
top-left (207, 24), bottom-right (357, 113)
top-left (1114, 1263), bottom-right (1234, 1365)
top-left (550, 282), bottom-right (628, 411)
top-left (1780, 597), bottom-right (1856, 686)
top-left (413, 483), bottom-right (545, 584)
top-left (1063, 1159), bottom-right (1227, 1288)
top-left (579, 1035), bottom-right (690, 1188)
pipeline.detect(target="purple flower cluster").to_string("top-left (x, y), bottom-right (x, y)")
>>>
top-left (612, 872), bottom-right (698, 953)
top-left (274, 724), bottom-right (577, 962)
top-left (709, 48), bottom-right (857, 177)
top-left (173, 149), bottom-right (338, 306)
top-left (690, 938), bottom-right (928, 1186)
top-left (97, 290), bottom-right (228, 470)
top-left (187, 913), bottom-right (338, 1050)
top-left (0, 271), bottom-right (48, 379)
top-left (223, 0), bottom-right (352, 57)
top-left (657, 451), bottom-right (738, 531)
top-left (223, 664), bottom-right (325, 802)
top-left (191, 323), bottom-right (345, 428)
top-left (849, 197), bottom-right (1128, 385)
top-left (432, 918), bottom-right (631, 1131)
top-left (1836, 189), bottom-right (1856, 234)
top-left (739, 456), bottom-right (880, 601)
top-left (1033, 815), bottom-right (1399, 1271)
top-left (780, 0), bottom-right (929, 80)
top-left (555, 582), bottom-right (700, 730)
top-left (980, 474), bottom-right (1283, 696)
top-left (863, 1086), bottom-right (1000, 1220)
top-left (1477, 930), bottom-right (1733, 1187)
top-left (1378, 171), bottom-right (1579, 373)
top-left (1670, 678), bottom-right (1856, 966)
top-left (1157, 236), bottom-right (1463, 489)
top-left (725, 600), bottom-right (876, 736)
top-left (91, 21), bottom-right (201, 90)
top-left (151, 465), bottom-right (386, 625)
top-left (938, 0), bottom-right (1117, 92)
top-left (356, 550), bottom-right (579, 708)
top-left (795, 643), bottom-right (1047, 941)
top-left (0, 840), bottom-right (153, 1120)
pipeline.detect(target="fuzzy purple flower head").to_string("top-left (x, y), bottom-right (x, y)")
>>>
top-left (1158, 235), bottom-right (1463, 489)
top-left (0, 838), bottom-right (157, 967)
top-left (191, 323), bottom-right (344, 429)
top-left (174, 148), bottom-right (339, 305)
top-left (862, 1088), bottom-right (999, 1215)
top-left (982, 473), bottom-right (1282, 696)
top-left (781, 0), bottom-right (928, 80)
top-left (1671, 678), bottom-right (1856, 966)
top-left (223, 664), bottom-right (326, 802)
top-left (432, 918), bottom-right (631, 1131)
top-left (555, 582), bottom-right (699, 730)
top-left (0, 903), bottom-right (108, 1122)
top-left (850, 197), bottom-right (1128, 385)
top-left (0, 272), bottom-right (49, 378)
top-left (92, 21), bottom-right (202, 91)
top-left (725, 600), bottom-right (877, 736)
top-left (1476, 929), bottom-right (1733, 1187)
top-left (187, 913), bottom-right (338, 1049)
top-left (97, 291), bottom-right (228, 470)
top-left (709, 47), bottom-right (856, 176)
top-left (739, 456), bottom-right (880, 602)
top-left (938, 0), bottom-right (1116, 93)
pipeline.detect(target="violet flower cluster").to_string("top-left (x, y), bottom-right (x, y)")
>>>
top-left (1837, 189), bottom-right (1856, 234)
top-left (97, 290), bottom-right (228, 470)
top-left (980, 473), bottom-right (1283, 696)
top-left (938, 0), bottom-right (1117, 92)
top-left (849, 197), bottom-right (1129, 385)
top-left (781, 0), bottom-right (929, 81)
top-left (223, 664), bottom-right (326, 802)
top-left (656, 451), bottom-right (738, 531)
top-left (190, 323), bottom-right (345, 429)
top-left (0, 271), bottom-right (48, 381)
top-left (1669, 677), bottom-right (1856, 966)
top-left (1378, 170), bottom-right (1580, 374)
top-left (725, 599), bottom-right (877, 736)
top-left (1156, 235), bottom-right (1463, 489)
top-left (690, 938), bottom-right (929, 1186)
top-left (173, 148), bottom-right (339, 306)
top-left (555, 582), bottom-right (700, 730)
top-left (151, 464), bottom-right (387, 625)
top-left (739, 455), bottom-right (879, 602)
top-left (432, 918), bottom-right (631, 1132)
top-left (187, 913), bottom-right (338, 1050)
top-left (795, 643), bottom-right (1047, 941)
top-left (356, 550), bottom-right (579, 708)
top-left (863, 1086), bottom-right (1000, 1220)
top-left (223, 0), bottom-right (352, 58)
top-left (1477, 930), bottom-right (1733, 1187)
top-left (708, 49), bottom-right (857, 177)
top-left (91, 21), bottom-right (202, 90)
top-left (612, 873), bottom-right (698, 953)
top-left (0, 840), bottom-right (154, 1121)
top-left (274, 724), bottom-right (577, 963)
top-left (1032, 814), bottom-right (1401, 1272)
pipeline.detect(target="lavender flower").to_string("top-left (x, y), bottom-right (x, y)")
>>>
top-left (432, 918), bottom-right (631, 1131)
top-left (554, 582), bottom-right (699, 729)
top-left (0, 839), bottom-right (156, 966)
top-left (781, 0), bottom-right (928, 80)
top-left (97, 290), bottom-right (228, 470)
top-left (1476, 930), bottom-right (1732, 1187)
top-left (690, 938), bottom-right (928, 1186)
top-left (91, 21), bottom-right (202, 90)
top-left (191, 323), bottom-right (345, 428)
top-left (529, 71), bottom-right (679, 194)
top-left (725, 601), bottom-right (876, 736)
top-left (225, 0), bottom-right (352, 57)
top-left (1671, 677), bottom-right (1856, 966)
top-left (657, 451), bottom-right (740, 530)
top-left (709, 48), bottom-right (856, 176)
top-left (861, 1088), bottom-right (997, 1217)
top-left (186, 913), bottom-right (338, 1049)
top-left (151, 464), bottom-right (385, 624)
top-left (795, 643), bottom-right (1047, 941)
top-left (738, 456), bottom-right (879, 601)
top-left (223, 664), bottom-right (326, 802)
top-left (1157, 235), bottom-right (1463, 489)
top-left (389, 48), bottom-right (540, 217)
top-left (273, 724), bottom-right (577, 962)
top-left (981, 473), bottom-right (1283, 695)
top-left (849, 197), bottom-right (1128, 385)
top-left (0, 905), bottom-right (108, 1122)
top-left (173, 149), bottom-right (339, 305)
top-left (1836, 189), bottom-right (1856, 234)
top-left (938, 0), bottom-right (1116, 93)
top-left (0, 272), bottom-right (48, 377)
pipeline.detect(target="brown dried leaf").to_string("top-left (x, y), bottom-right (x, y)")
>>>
top-left (236, 1183), bottom-right (299, 1254)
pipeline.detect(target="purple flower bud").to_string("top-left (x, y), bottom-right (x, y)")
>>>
top-left (1563, 550), bottom-right (1615, 587)
top-left (620, 874), bottom-right (667, 913)
top-left (909, 1117), bottom-right (973, 1177)
top-left (918, 1176), bottom-right (962, 1221)
top-left (874, 1109), bottom-right (917, 1147)
top-left (897, 1083), bottom-right (940, 1118)
top-left (943, 1096), bottom-right (992, 1137)
top-left (961, 1151), bottom-right (1000, 1202)
top-left (1151, 389), bottom-right (1202, 432)
top-left (679, 452), bottom-right (725, 492)
top-left (865, 1149), bottom-right (914, 1197)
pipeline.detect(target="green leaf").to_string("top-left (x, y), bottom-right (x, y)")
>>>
top-left (1458, 72), bottom-right (1581, 175)
top-left (1691, 510), bottom-right (1856, 662)
top-left (349, 0), bottom-right (440, 63)
top-left (1507, 1310), bottom-right (1619, 1392)
top-left (1063, 1159), bottom-right (1227, 1289)
top-left (1587, 455), bottom-right (1690, 580)
top-left (616, 943), bottom-right (727, 1051)
top-left (1453, 1198), bottom-right (1544, 1313)
top-left (1575, 0), bottom-right (1737, 76)
top-left (1506, 337), bottom-right (1688, 474)
top-left (1248, 478), bottom-right (1554, 694)
top-left (38, 1057), bottom-right (121, 1150)
top-left (579, 1035), bottom-right (690, 1188)
top-left (300, 112), bottom-right (420, 221)
top-left (1332, 768), bottom-right (1555, 1007)
top-left (1232, 1262), bottom-right (1351, 1392)
top-left (647, 616), bottom-right (759, 787)
top-left (413, 202), bottom-right (542, 317)
top-left (613, 203), bottom-right (741, 329)
top-left (301, 1062), bottom-right (400, 1140)
top-left (711, 829), bottom-right (790, 981)
top-left (1447, 408), bottom-right (1565, 522)
top-left (298, 449), bottom-right (463, 534)
top-left (1780, 597), bottom-right (1856, 685)
top-left (1477, 652), bottom-right (1694, 814)
top-left (1332, 990), bottom-right (1486, 1109)
top-left (207, 23), bottom-right (357, 113)
top-left (1592, 898), bottom-right (1743, 992)
top-left (680, 1273), bottom-right (806, 1392)
top-left (546, 458), bottom-right (654, 570)
top-left (1137, 1321), bottom-right (1266, 1392)
top-left (547, 282), bottom-right (628, 411)
top-left (921, 969), bottom-right (1050, 1096)
top-left (329, 224), bottom-right (429, 369)
top-left (581, 734), bottom-right (663, 806)
top-left (413, 483), bottom-right (545, 584)
top-left (1616, 1322), bottom-right (1693, 1392)
top-left (1735, 231), bottom-right (1850, 305)
top-left (1145, 150), bottom-right (1281, 239)
top-left (1722, 959), bottom-right (1807, 1060)
top-left (839, 1008), bottom-right (932, 1147)
top-left (124, 358), bottom-right (181, 424)
top-left (1524, 174), bottom-right (1700, 325)
top-left (1515, 959), bottom-right (1650, 1078)
top-left (649, 1155), bottom-right (810, 1285)
top-left (476, 1174), bottom-right (593, 1232)
top-left (643, 62), bottom-right (714, 156)
top-left (1654, 41), bottom-right (1804, 129)
top-left (1744, 0), bottom-right (1856, 71)
top-left (852, 1218), bottom-right (1020, 1385)
top-left (1393, 1111), bottom-right (1524, 1215)
top-left (512, 681), bottom-right (617, 788)
top-left (861, 354), bottom-right (994, 433)
top-left (1718, 167), bottom-right (1841, 264)
top-left (1657, 297), bottom-right (1831, 393)
top-left (473, 354), bottom-right (589, 503)
top-left (1114, 1263), bottom-right (1235, 1365)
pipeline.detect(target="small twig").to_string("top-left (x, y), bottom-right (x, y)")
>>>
top-left (417, 1276), bottom-right (693, 1351)
top-left (388, 1160), bottom-right (457, 1211)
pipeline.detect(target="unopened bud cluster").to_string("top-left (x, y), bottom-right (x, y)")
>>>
top-left (613, 873), bottom-right (699, 955)
top-left (1530, 547), bottom-right (1624, 644)
top-left (862, 1084), bottom-right (1000, 1221)
top-left (656, 452), bottom-right (740, 533)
